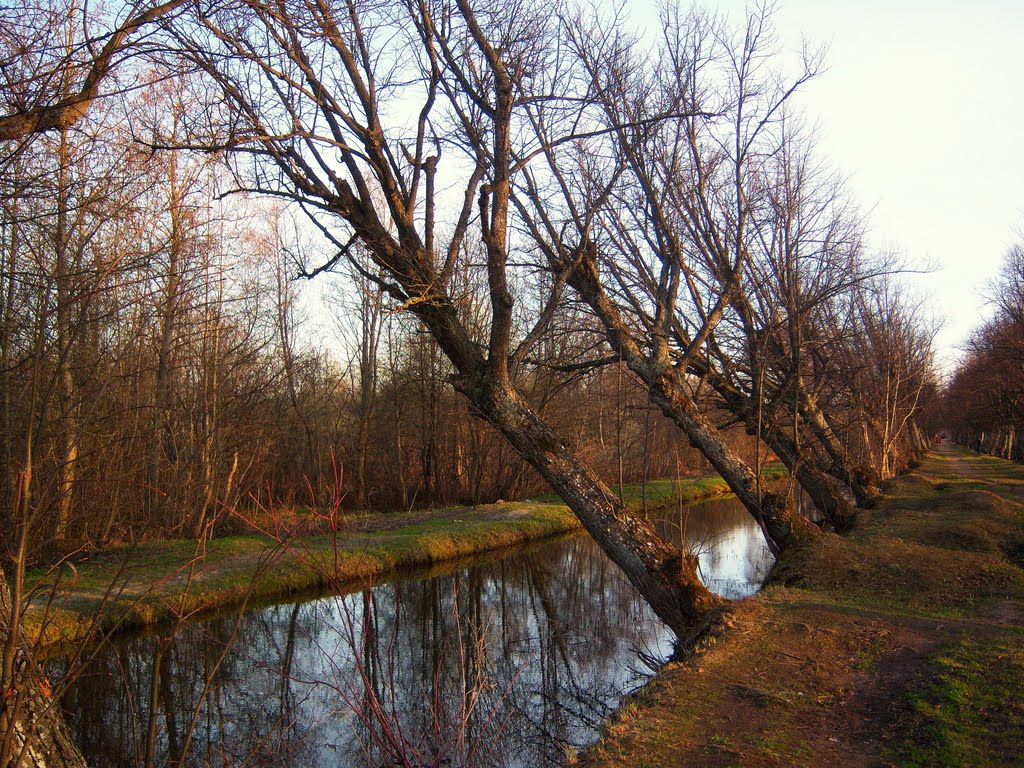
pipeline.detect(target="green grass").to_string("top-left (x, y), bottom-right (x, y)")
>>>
top-left (773, 446), bottom-right (1024, 763)
top-left (26, 502), bottom-right (581, 650)
top-left (536, 465), bottom-right (789, 509)
top-left (771, 449), bottom-right (1024, 616)
top-left (891, 638), bottom-right (1024, 767)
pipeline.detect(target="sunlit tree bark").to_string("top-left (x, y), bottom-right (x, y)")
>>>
top-left (0, 0), bottom-right (187, 140)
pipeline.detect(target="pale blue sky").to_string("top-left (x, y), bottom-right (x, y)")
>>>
top-left (632, 0), bottom-right (1024, 371)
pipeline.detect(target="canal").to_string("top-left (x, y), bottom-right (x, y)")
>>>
top-left (60, 495), bottom-right (774, 767)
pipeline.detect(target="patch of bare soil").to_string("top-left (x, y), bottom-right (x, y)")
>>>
top-left (978, 599), bottom-right (1024, 626)
top-left (948, 456), bottom-right (981, 480)
top-left (584, 599), bottom-right (948, 768)
top-left (935, 442), bottom-right (986, 482)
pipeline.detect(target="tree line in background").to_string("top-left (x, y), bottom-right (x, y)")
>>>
top-left (0, 87), bottom-right (753, 553)
top-left (1, 1), bottom-right (941, 763)
top-left (0, 0), bottom-right (940, 639)
top-left (947, 244), bottom-right (1024, 459)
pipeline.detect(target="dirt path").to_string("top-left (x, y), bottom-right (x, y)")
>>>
top-left (935, 439), bottom-right (986, 481)
top-left (934, 438), bottom-right (1024, 502)
top-left (582, 444), bottom-right (1024, 768)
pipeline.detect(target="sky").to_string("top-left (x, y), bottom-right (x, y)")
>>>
top-left (632, 0), bottom-right (1024, 372)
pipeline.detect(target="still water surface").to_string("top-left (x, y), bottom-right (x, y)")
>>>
top-left (61, 495), bottom-right (774, 767)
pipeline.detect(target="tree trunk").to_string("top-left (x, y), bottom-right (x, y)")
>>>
top-left (354, 279), bottom-right (381, 509)
top-left (645, 373), bottom-right (808, 555)
top-left (567, 253), bottom-right (810, 555)
top-left (799, 390), bottom-right (878, 505)
top-left (194, 287), bottom-right (223, 538)
top-left (1, 571), bottom-right (88, 768)
top-left (53, 129), bottom-right (77, 543)
top-left (697, 366), bottom-right (858, 531)
top-left (460, 378), bottom-right (720, 638)
top-left (338, 207), bottom-right (721, 636)
top-left (149, 148), bottom-right (184, 526)
top-left (0, 196), bottom-right (16, 540)
top-left (394, 394), bottom-right (408, 509)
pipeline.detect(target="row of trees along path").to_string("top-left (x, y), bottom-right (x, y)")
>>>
top-left (0, 1), bottom-right (937, 765)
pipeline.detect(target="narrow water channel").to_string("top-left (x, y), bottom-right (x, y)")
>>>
top-left (59, 495), bottom-right (774, 767)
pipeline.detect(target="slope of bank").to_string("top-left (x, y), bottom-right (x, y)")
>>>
top-left (26, 501), bottom-right (579, 650)
top-left (580, 441), bottom-right (1024, 768)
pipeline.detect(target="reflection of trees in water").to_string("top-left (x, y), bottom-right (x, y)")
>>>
top-left (654, 496), bottom-right (775, 598)
top-left (59, 538), bottom-right (671, 767)
top-left (59, 498), bottom-right (767, 766)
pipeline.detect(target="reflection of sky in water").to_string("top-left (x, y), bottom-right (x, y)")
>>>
top-left (60, 495), bottom-right (774, 767)
top-left (659, 496), bottom-right (777, 599)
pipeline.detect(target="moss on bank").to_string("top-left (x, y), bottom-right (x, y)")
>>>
top-left (27, 501), bottom-right (580, 650)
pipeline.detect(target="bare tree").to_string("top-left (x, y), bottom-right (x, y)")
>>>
top-left (840, 279), bottom-right (937, 477)
top-left (0, 0), bottom-right (187, 140)
top-left (695, 116), bottom-right (880, 521)
top-left (167, 0), bottom-right (721, 636)
top-left (510, 4), bottom-right (829, 550)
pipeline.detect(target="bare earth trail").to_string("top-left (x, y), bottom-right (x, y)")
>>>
top-left (945, 450), bottom-right (982, 481)
top-left (937, 439), bottom-right (1024, 501)
top-left (582, 441), bottom-right (1024, 768)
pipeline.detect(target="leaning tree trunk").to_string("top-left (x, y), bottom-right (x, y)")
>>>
top-left (645, 374), bottom-right (808, 555)
top-left (800, 393), bottom-right (879, 504)
top-left (0, 570), bottom-right (87, 768)
top-left (461, 378), bottom-right (720, 639)
top-left (330, 203), bottom-right (723, 639)
top-left (765, 428), bottom-right (857, 531)
top-left (696, 367), bottom-right (858, 531)
top-left (567, 255), bottom-right (810, 556)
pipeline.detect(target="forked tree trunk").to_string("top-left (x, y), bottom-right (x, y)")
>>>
top-left (698, 367), bottom-right (858, 531)
top-left (799, 391), bottom-right (878, 505)
top-left (567, 254), bottom-right (811, 555)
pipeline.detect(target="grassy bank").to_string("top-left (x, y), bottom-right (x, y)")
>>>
top-left (580, 442), bottom-right (1024, 767)
top-left (28, 501), bottom-right (580, 650)
top-left (538, 464), bottom-right (788, 509)
top-left (29, 466), bottom-right (775, 651)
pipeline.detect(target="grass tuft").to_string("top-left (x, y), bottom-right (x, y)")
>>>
top-left (890, 639), bottom-right (1024, 767)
